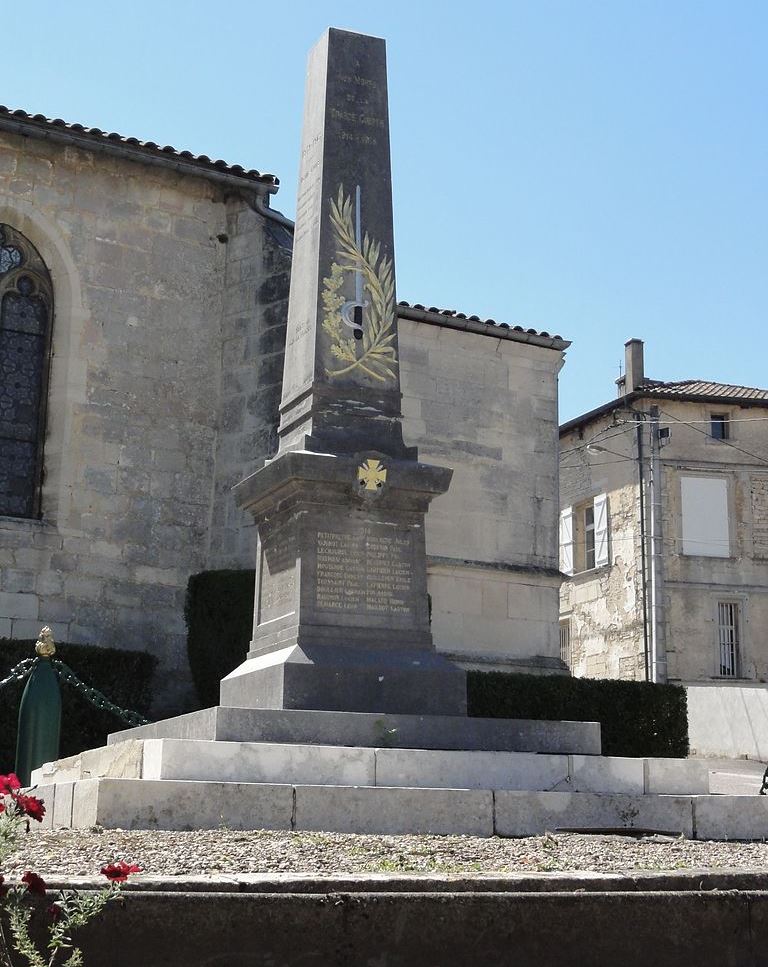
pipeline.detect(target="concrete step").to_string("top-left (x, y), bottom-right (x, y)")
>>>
top-left (32, 776), bottom-right (768, 839)
top-left (107, 705), bottom-right (601, 755)
top-left (33, 738), bottom-right (711, 796)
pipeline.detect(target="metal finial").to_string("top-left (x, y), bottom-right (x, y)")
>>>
top-left (35, 625), bottom-right (56, 657)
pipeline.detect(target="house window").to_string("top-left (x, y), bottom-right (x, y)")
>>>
top-left (680, 475), bottom-right (729, 557)
top-left (717, 600), bottom-right (741, 677)
top-left (710, 413), bottom-right (730, 440)
top-left (560, 494), bottom-right (609, 575)
top-left (0, 225), bottom-right (53, 518)
top-left (559, 619), bottom-right (572, 667)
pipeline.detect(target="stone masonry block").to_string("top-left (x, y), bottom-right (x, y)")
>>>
top-left (141, 739), bottom-right (376, 787)
top-left (495, 791), bottom-right (694, 837)
top-left (71, 778), bottom-right (294, 831)
top-left (0, 591), bottom-right (38, 620)
top-left (295, 785), bottom-right (494, 837)
top-left (570, 755), bottom-right (645, 794)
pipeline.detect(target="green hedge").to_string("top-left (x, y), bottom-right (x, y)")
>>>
top-left (0, 639), bottom-right (157, 773)
top-left (183, 569), bottom-right (688, 759)
top-left (185, 570), bottom-right (255, 707)
top-left (468, 671), bottom-right (689, 758)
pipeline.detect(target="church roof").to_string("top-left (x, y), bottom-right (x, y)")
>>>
top-left (0, 105), bottom-right (278, 191)
top-left (396, 301), bottom-right (569, 351)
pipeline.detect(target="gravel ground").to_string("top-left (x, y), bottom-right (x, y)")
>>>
top-left (5, 827), bottom-right (768, 878)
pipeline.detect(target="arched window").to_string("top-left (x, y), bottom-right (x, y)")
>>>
top-left (0, 225), bottom-right (53, 518)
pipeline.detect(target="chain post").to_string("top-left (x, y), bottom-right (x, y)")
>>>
top-left (15, 627), bottom-right (62, 786)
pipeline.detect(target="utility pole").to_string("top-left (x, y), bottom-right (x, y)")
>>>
top-left (648, 405), bottom-right (667, 683)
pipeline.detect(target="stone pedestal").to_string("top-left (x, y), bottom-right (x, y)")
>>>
top-left (221, 450), bottom-right (466, 715)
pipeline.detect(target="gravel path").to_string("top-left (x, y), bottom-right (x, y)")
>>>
top-left (5, 827), bottom-right (768, 878)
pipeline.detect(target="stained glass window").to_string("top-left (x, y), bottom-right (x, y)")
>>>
top-left (0, 226), bottom-right (53, 517)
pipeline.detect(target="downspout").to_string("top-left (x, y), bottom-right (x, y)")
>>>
top-left (649, 404), bottom-right (668, 682)
top-left (635, 414), bottom-right (650, 681)
top-left (249, 194), bottom-right (295, 231)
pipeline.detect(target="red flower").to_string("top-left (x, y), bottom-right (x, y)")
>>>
top-left (21, 872), bottom-right (47, 897)
top-left (12, 792), bottom-right (46, 822)
top-left (47, 903), bottom-right (62, 922)
top-left (0, 774), bottom-right (21, 795)
top-left (0, 875), bottom-right (7, 898)
top-left (100, 861), bottom-right (141, 883)
top-left (0, 801), bottom-right (5, 813)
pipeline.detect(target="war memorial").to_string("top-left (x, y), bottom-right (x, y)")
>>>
top-left (27, 27), bottom-right (766, 843)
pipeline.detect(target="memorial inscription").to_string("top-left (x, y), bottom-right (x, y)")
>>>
top-left (258, 536), bottom-right (297, 623)
top-left (315, 526), bottom-right (413, 617)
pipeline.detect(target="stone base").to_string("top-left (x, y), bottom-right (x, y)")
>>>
top-left (220, 644), bottom-right (467, 716)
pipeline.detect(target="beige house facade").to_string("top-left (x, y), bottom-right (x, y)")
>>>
top-left (0, 107), bottom-right (568, 711)
top-left (559, 339), bottom-right (768, 701)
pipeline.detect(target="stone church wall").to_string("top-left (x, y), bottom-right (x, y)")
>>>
top-left (0, 130), bottom-right (287, 710)
top-left (398, 321), bottom-right (564, 672)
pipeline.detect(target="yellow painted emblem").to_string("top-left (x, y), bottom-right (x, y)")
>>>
top-left (358, 458), bottom-right (387, 491)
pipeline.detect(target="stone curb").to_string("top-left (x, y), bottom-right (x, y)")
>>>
top-left (24, 869), bottom-right (768, 894)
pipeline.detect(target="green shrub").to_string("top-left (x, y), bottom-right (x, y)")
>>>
top-left (467, 671), bottom-right (689, 758)
top-left (184, 570), bottom-right (255, 707)
top-left (0, 639), bottom-right (157, 773)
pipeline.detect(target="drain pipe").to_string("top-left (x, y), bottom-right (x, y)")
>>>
top-left (250, 194), bottom-right (295, 232)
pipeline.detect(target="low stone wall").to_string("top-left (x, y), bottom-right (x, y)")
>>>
top-left (14, 874), bottom-right (768, 967)
top-left (687, 683), bottom-right (768, 759)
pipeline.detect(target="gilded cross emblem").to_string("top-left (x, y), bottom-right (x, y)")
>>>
top-left (357, 458), bottom-right (387, 491)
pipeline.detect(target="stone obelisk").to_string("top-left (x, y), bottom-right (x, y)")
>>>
top-left (221, 28), bottom-right (466, 715)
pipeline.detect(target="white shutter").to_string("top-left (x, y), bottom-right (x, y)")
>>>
top-left (593, 493), bottom-right (610, 568)
top-left (559, 507), bottom-right (575, 575)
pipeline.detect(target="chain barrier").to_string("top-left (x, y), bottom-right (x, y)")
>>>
top-left (51, 660), bottom-right (149, 727)
top-left (0, 657), bottom-right (38, 691)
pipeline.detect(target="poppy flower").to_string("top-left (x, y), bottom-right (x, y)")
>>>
top-left (0, 875), bottom-right (7, 898)
top-left (21, 872), bottom-right (47, 897)
top-left (47, 903), bottom-right (63, 922)
top-left (0, 774), bottom-right (21, 795)
top-left (12, 793), bottom-right (46, 822)
top-left (100, 861), bottom-right (141, 883)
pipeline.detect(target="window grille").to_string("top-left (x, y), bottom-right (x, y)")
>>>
top-left (559, 619), bottom-right (572, 667)
top-left (0, 225), bottom-right (53, 518)
top-left (717, 601), bottom-right (740, 677)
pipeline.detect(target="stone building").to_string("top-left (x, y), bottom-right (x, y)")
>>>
top-left (0, 106), bottom-right (568, 711)
top-left (558, 339), bottom-right (768, 752)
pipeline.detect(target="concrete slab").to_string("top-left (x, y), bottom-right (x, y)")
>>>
top-left (141, 738), bottom-right (376, 787)
top-left (495, 790), bottom-right (694, 837)
top-left (294, 784), bottom-right (494, 836)
top-left (109, 706), bottom-right (601, 755)
top-left (644, 758), bottom-right (710, 794)
top-left (69, 778), bottom-right (295, 831)
top-left (693, 795), bottom-right (768, 840)
top-left (33, 739), bottom-right (145, 786)
top-left (51, 780), bottom-right (74, 828)
top-left (375, 748), bottom-right (569, 791)
top-left (570, 755), bottom-right (645, 794)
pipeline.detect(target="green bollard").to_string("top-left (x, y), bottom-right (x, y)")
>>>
top-left (15, 626), bottom-right (62, 786)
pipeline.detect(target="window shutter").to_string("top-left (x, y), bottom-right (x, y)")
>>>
top-left (593, 493), bottom-right (610, 567)
top-left (559, 507), bottom-right (575, 575)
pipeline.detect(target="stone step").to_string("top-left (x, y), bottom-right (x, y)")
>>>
top-left (107, 705), bottom-right (601, 755)
top-left (32, 777), bottom-right (768, 840)
top-left (34, 738), bottom-right (710, 796)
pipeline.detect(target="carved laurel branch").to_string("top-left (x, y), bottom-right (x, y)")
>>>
top-left (323, 185), bottom-right (397, 382)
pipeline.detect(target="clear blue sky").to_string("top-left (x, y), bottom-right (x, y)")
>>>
top-left (3, 1), bottom-right (765, 421)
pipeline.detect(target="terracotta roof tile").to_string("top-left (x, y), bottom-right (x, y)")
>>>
top-left (396, 300), bottom-right (568, 348)
top-left (0, 105), bottom-right (277, 188)
top-left (639, 379), bottom-right (768, 402)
